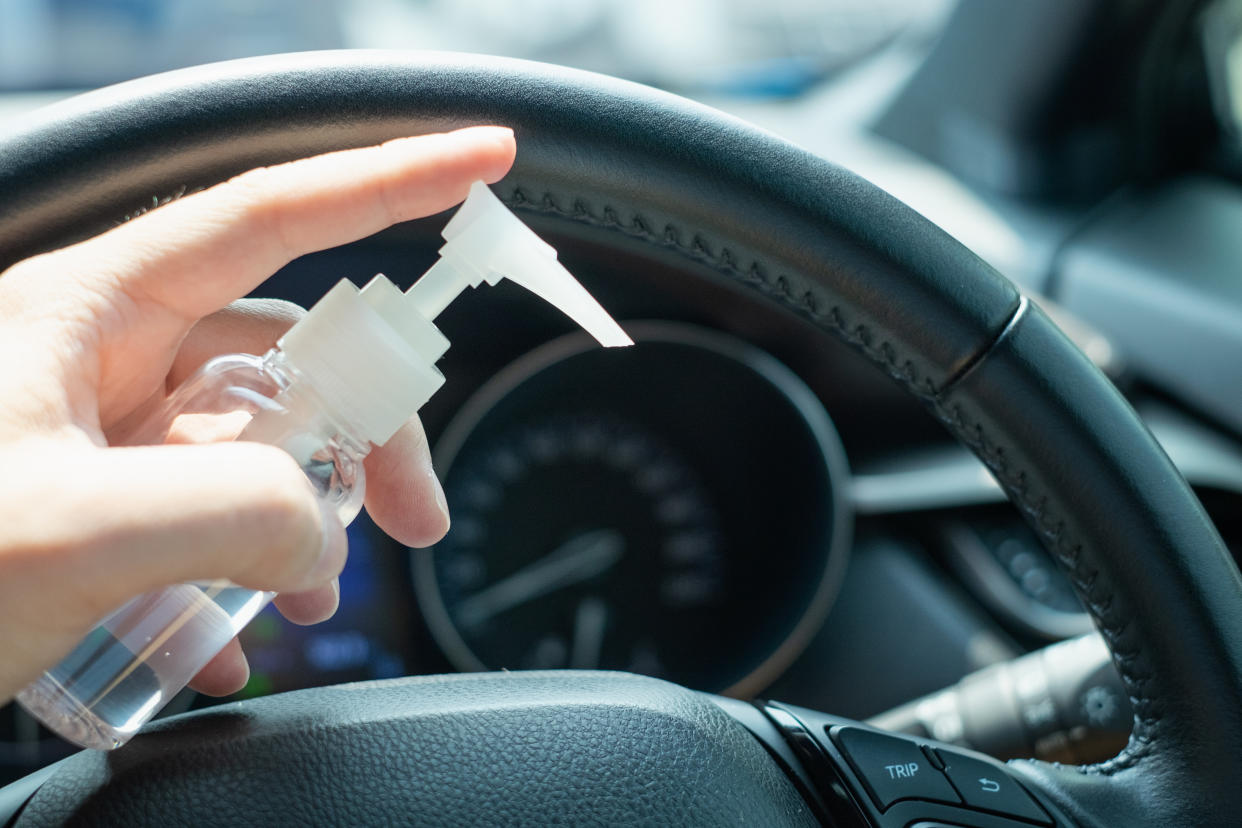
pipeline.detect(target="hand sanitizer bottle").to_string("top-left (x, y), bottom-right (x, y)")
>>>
top-left (17, 181), bottom-right (632, 750)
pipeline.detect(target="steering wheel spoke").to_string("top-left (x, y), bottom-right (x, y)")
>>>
top-left (753, 701), bottom-right (1071, 827)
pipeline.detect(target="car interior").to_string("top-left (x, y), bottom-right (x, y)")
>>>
top-left (2, 0), bottom-right (1242, 824)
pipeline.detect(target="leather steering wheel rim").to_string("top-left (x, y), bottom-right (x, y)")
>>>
top-left (1, 51), bottom-right (1240, 826)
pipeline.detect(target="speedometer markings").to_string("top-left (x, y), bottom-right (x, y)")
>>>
top-left (489, 449), bottom-right (525, 481)
top-left (427, 413), bottom-right (729, 685)
top-left (570, 597), bottom-right (609, 669)
top-left (450, 517), bottom-right (487, 546)
top-left (661, 572), bottom-right (722, 608)
top-left (655, 493), bottom-right (707, 524)
top-left (663, 531), bottom-right (716, 564)
top-left (525, 429), bottom-right (563, 462)
top-left (635, 463), bottom-right (679, 493)
top-left (443, 551), bottom-right (486, 591)
top-left (461, 480), bottom-right (501, 510)
top-left (605, 436), bottom-right (647, 470)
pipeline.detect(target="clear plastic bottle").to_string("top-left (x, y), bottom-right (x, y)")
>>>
top-left (17, 349), bottom-right (369, 750)
top-left (16, 181), bottom-right (632, 750)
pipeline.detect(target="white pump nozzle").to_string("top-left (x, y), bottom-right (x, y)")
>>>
top-left (277, 181), bottom-right (632, 448)
top-left (406, 181), bottom-right (633, 348)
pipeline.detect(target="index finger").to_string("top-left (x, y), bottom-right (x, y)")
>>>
top-left (52, 126), bottom-right (516, 320)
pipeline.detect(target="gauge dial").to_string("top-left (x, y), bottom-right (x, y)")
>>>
top-left (428, 416), bottom-right (728, 681)
top-left (415, 322), bottom-right (851, 695)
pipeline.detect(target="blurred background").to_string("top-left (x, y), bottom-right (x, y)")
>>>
top-left (0, 0), bottom-right (1016, 276)
top-left (6, 0), bottom-right (1238, 283)
top-left (0, 0), bottom-right (949, 95)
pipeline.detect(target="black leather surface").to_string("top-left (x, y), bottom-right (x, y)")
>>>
top-left (0, 51), bottom-right (1239, 826)
top-left (0, 51), bottom-right (1018, 396)
top-left (934, 302), bottom-right (1242, 827)
top-left (14, 672), bottom-right (817, 827)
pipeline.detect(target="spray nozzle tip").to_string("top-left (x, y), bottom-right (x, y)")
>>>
top-left (438, 182), bottom-right (633, 349)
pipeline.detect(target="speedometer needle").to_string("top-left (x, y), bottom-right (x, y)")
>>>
top-left (571, 596), bottom-right (609, 669)
top-left (456, 529), bottom-right (624, 628)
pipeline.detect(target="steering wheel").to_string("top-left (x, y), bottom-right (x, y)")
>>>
top-left (1, 52), bottom-right (1240, 827)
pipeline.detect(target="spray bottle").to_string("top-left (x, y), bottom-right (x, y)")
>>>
top-left (17, 181), bottom-right (633, 750)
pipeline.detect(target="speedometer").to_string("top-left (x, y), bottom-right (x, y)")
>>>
top-left (413, 322), bottom-right (851, 696)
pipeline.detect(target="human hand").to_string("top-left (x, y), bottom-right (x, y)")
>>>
top-left (0, 126), bottom-right (516, 703)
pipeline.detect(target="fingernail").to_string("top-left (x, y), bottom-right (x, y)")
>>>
top-left (327, 577), bottom-right (341, 619)
top-left (431, 471), bottom-right (451, 532)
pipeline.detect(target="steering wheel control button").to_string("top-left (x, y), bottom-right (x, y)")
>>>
top-left (936, 749), bottom-right (1052, 825)
top-left (833, 726), bottom-right (960, 810)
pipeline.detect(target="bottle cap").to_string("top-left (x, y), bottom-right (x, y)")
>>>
top-left (278, 181), bottom-right (632, 446)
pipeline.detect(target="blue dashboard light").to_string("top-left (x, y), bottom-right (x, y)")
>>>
top-left (304, 632), bottom-right (371, 672)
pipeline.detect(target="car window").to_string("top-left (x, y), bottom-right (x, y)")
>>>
top-left (0, 0), bottom-right (952, 97)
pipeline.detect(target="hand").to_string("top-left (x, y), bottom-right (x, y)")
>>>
top-left (0, 126), bottom-right (517, 703)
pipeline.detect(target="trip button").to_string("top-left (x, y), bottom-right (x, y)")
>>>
top-left (936, 749), bottom-right (1052, 825)
top-left (833, 727), bottom-right (960, 810)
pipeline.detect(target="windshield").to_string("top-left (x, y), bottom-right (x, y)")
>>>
top-left (0, 0), bottom-right (950, 97)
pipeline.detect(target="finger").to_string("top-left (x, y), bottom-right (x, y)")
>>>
top-left (187, 637), bottom-right (250, 697)
top-left (105, 298), bottom-right (308, 438)
top-left (53, 126), bottom-right (516, 320)
top-left (190, 581), bottom-right (338, 698)
top-left (189, 577), bottom-right (338, 694)
top-left (189, 579), bottom-right (339, 697)
top-left (168, 298), bottom-right (306, 388)
top-left (273, 579), bottom-right (340, 626)
top-left (169, 301), bottom-right (450, 550)
top-left (2, 440), bottom-right (348, 639)
top-left (364, 416), bottom-right (451, 549)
